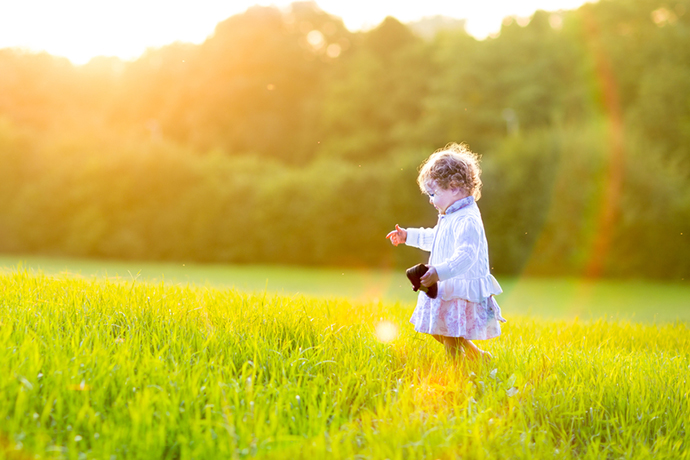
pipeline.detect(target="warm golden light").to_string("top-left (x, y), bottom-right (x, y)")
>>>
top-left (375, 320), bottom-right (398, 343)
top-left (0, 0), bottom-right (589, 65)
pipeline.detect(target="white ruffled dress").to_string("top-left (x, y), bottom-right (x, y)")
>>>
top-left (405, 196), bottom-right (506, 340)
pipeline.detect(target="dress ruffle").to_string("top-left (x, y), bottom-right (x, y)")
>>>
top-left (410, 294), bottom-right (505, 340)
top-left (440, 274), bottom-right (503, 303)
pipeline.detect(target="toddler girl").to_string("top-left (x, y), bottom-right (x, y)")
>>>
top-left (386, 143), bottom-right (505, 360)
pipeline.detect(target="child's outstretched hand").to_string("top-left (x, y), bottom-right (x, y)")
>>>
top-left (385, 224), bottom-right (407, 246)
top-left (420, 265), bottom-right (439, 287)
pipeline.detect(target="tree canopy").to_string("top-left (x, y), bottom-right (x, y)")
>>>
top-left (0, 0), bottom-right (688, 279)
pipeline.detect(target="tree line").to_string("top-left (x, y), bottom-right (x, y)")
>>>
top-left (0, 0), bottom-right (688, 279)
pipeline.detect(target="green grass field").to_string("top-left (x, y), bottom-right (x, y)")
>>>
top-left (0, 257), bottom-right (689, 458)
top-left (1, 255), bottom-right (689, 323)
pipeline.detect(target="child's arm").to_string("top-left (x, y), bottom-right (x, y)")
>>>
top-left (420, 266), bottom-right (439, 287)
top-left (385, 224), bottom-right (407, 246)
top-left (386, 224), bottom-right (435, 251)
top-left (424, 216), bottom-right (501, 302)
top-left (404, 227), bottom-right (435, 252)
top-left (433, 217), bottom-right (482, 281)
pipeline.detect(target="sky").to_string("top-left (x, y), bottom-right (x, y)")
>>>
top-left (0, 0), bottom-right (590, 65)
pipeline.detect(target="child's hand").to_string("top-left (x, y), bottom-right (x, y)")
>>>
top-left (385, 224), bottom-right (407, 246)
top-left (420, 265), bottom-right (439, 287)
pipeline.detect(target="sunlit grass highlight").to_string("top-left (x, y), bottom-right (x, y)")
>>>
top-left (0, 270), bottom-right (688, 458)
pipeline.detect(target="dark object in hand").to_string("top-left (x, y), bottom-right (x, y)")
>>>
top-left (406, 264), bottom-right (438, 299)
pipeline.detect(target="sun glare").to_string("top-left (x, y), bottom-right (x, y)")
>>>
top-left (0, 0), bottom-right (590, 65)
top-left (0, 0), bottom-right (262, 64)
top-left (375, 320), bottom-right (398, 343)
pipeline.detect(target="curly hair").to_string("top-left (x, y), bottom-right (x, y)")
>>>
top-left (417, 143), bottom-right (482, 200)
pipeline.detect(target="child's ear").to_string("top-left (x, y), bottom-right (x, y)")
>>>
top-left (452, 187), bottom-right (468, 198)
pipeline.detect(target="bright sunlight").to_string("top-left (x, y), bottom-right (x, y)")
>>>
top-left (0, 0), bottom-right (589, 64)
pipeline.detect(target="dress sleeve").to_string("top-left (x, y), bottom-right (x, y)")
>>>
top-left (434, 217), bottom-right (481, 281)
top-left (405, 227), bottom-right (436, 252)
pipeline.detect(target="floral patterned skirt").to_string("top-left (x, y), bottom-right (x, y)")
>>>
top-left (410, 294), bottom-right (506, 340)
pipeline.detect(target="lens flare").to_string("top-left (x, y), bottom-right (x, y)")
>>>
top-left (375, 320), bottom-right (398, 343)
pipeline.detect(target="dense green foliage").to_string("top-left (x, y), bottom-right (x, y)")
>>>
top-left (0, 270), bottom-right (688, 458)
top-left (0, 0), bottom-right (689, 278)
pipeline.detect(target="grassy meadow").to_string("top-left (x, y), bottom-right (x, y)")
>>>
top-left (0, 258), bottom-right (688, 459)
top-left (1, 255), bottom-right (689, 323)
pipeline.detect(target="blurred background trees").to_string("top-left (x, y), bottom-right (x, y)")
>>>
top-left (0, 0), bottom-right (688, 279)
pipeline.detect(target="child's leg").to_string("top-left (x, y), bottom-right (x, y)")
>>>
top-left (433, 335), bottom-right (463, 358)
top-left (436, 336), bottom-right (492, 360)
top-left (441, 336), bottom-right (464, 358)
top-left (457, 337), bottom-right (492, 361)
top-left (435, 336), bottom-right (492, 360)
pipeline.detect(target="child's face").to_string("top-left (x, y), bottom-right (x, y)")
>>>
top-left (425, 181), bottom-right (468, 214)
